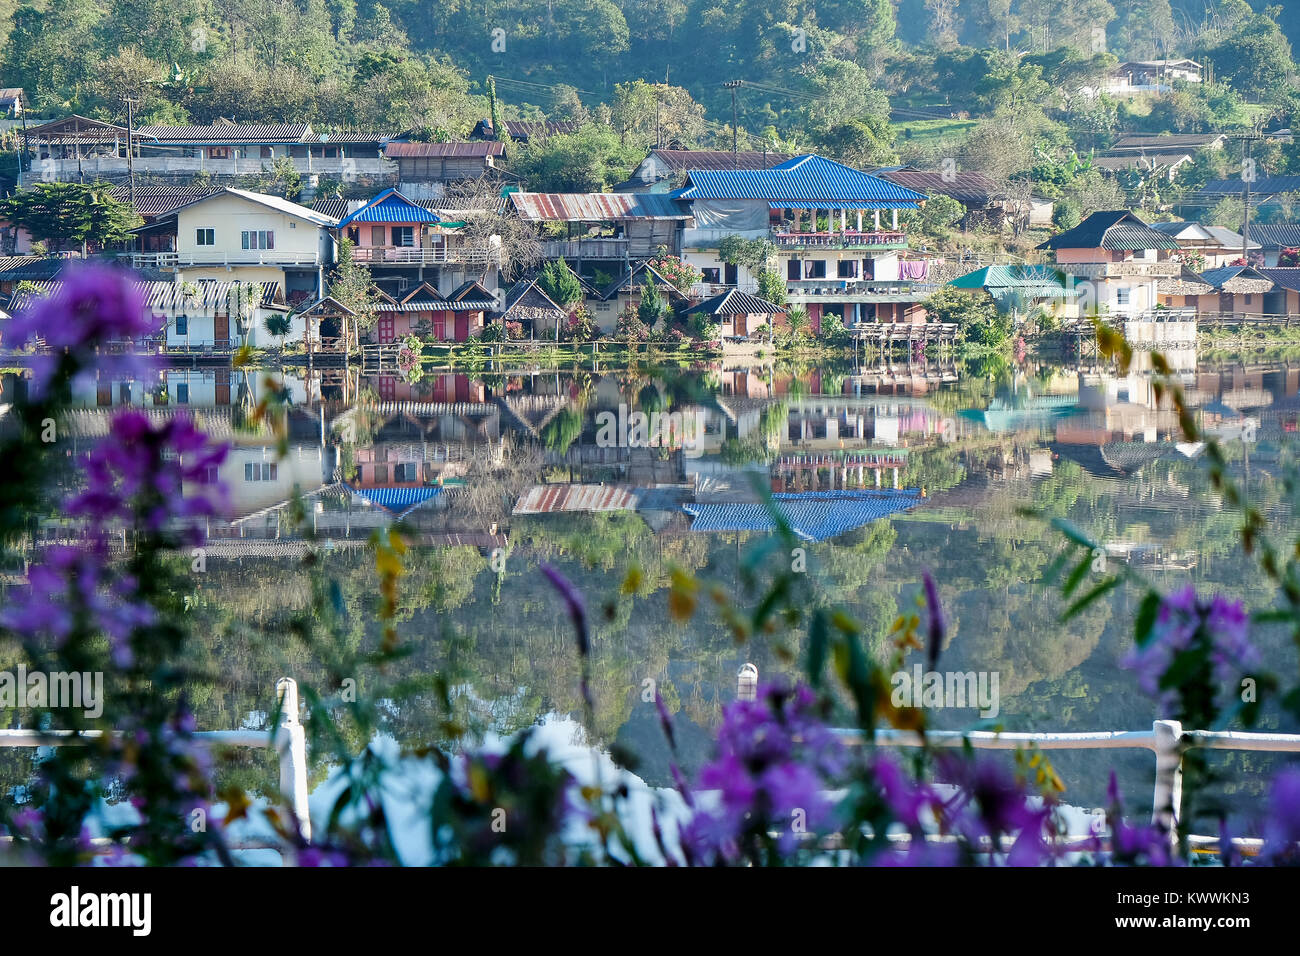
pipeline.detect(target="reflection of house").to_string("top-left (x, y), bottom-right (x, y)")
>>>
top-left (683, 489), bottom-right (923, 542)
top-left (673, 154), bottom-right (928, 330)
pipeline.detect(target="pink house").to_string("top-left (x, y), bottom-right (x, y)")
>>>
top-left (366, 281), bottom-right (498, 343)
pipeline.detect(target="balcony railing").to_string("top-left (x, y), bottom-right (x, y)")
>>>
top-left (123, 250), bottom-right (322, 269)
top-left (22, 155), bottom-right (394, 186)
top-left (1058, 260), bottom-right (1183, 279)
top-left (786, 279), bottom-right (936, 300)
top-left (772, 230), bottom-right (908, 250)
top-left (349, 245), bottom-right (498, 265)
top-left (542, 238), bottom-right (630, 259)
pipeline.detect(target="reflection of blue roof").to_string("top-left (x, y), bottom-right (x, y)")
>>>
top-left (959, 396), bottom-right (1081, 433)
top-left (683, 490), bottom-right (922, 543)
top-left (345, 484), bottom-right (441, 518)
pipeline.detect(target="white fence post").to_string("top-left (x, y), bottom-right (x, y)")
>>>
top-left (275, 677), bottom-right (312, 842)
top-left (737, 663), bottom-right (758, 702)
top-left (1151, 719), bottom-right (1183, 841)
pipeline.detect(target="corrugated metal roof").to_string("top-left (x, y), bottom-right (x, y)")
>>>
top-left (1201, 175), bottom-right (1300, 197)
top-left (384, 141), bottom-right (503, 158)
top-left (649, 149), bottom-right (791, 173)
top-left (683, 289), bottom-right (784, 316)
top-left (337, 189), bottom-right (441, 226)
top-left (1038, 211), bottom-right (1180, 251)
top-left (509, 192), bottom-right (692, 221)
top-left (949, 265), bottom-right (1080, 296)
top-left (0, 256), bottom-right (70, 281)
top-left (1246, 224), bottom-right (1300, 248)
top-left (1260, 267), bottom-right (1300, 291)
top-left (135, 123), bottom-right (312, 143)
top-left (684, 490), bottom-right (922, 543)
top-left (5, 279), bottom-right (281, 314)
top-left (674, 155), bottom-right (926, 205)
top-left (345, 483), bottom-right (441, 518)
top-left (113, 183), bottom-right (220, 218)
top-left (512, 484), bottom-right (640, 514)
top-left (876, 168), bottom-right (999, 204)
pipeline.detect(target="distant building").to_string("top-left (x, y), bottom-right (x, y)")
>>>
top-left (874, 165), bottom-right (1054, 228)
top-left (383, 141), bottom-right (505, 199)
top-left (1149, 221), bottom-right (1260, 269)
top-left (1099, 60), bottom-right (1203, 97)
top-left (615, 148), bottom-right (792, 192)
top-left (470, 119), bottom-right (579, 143)
top-left (0, 88), bottom-right (27, 117)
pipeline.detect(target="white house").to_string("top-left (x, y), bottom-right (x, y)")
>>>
top-left (129, 188), bottom-right (339, 303)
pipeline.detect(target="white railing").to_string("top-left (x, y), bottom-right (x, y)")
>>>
top-left (0, 677), bottom-right (310, 859)
top-left (23, 156), bottom-right (394, 186)
top-left (124, 250), bottom-right (322, 268)
top-left (350, 245), bottom-right (497, 265)
top-left (542, 238), bottom-right (630, 259)
top-left (740, 665), bottom-right (1299, 854)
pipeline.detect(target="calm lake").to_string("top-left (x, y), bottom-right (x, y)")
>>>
top-left (14, 346), bottom-right (1300, 827)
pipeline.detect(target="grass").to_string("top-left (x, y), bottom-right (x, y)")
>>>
top-left (895, 117), bottom-right (979, 146)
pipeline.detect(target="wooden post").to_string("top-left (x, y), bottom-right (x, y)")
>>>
top-left (737, 663), bottom-right (758, 701)
top-left (1151, 718), bottom-right (1183, 842)
top-left (275, 677), bottom-right (312, 842)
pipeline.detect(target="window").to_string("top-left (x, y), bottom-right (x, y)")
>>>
top-left (196, 228), bottom-right (215, 246)
top-left (392, 226), bottom-right (415, 247)
top-left (724, 263), bottom-right (739, 285)
top-left (1116, 287), bottom-right (1131, 307)
top-left (805, 259), bottom-right (827, 279)
top-left (176, 383), bottom-right (189, 404)
top-left (837, 260), bottom-right (858, 279)
top-left (244, 462), bottom-right (279, 482)
top-left (787, 259), bottom-right (801, 280)
top-left (701, 268), bottom-right (721, 284)
top-left (176, 315), bottom-right (188, 336)
top-left (241, 230), bottom-right (275, 250)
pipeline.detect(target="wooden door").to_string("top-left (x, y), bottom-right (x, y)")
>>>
top-left (214, 313), bottom-right (230, 349)
top-left (735, 313), bottom-right (748, 337)
top-left (454, 313), bottom-right (469, 342)
top-left (377, 316), bottom-right (396, 343)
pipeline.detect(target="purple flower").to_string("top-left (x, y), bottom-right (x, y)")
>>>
top-left (1262, 768), bottom-right (1300, 864)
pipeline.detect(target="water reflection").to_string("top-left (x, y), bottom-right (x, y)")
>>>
top-left (7, 352), bottom-right (1300, 818)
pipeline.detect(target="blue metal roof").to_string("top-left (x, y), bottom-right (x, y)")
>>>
top-left (683, 490), bottom-right (922, 543)
top-left (767, 200), bottom-right (916, 210)
top-left (338, 188), bottom-right (441, 227)
top-left (346, 484), bottom-right (441, 517)
top-left (674, 155), bottom-right (926, 206)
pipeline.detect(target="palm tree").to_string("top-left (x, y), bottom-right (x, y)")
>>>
top-left (264, 313), bottom-right (292, 355)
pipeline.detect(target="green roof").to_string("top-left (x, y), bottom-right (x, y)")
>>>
top-left (949, 265), bottom-right (1081, 298)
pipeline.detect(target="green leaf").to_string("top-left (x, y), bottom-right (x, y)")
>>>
top-left (806, 609), bottom-right (829, 689)
top-left (1134, 591), bottom-right (1161, 647)
top-left (1063, 576), bottom-right (1119, 621)
top-left (1061, 555), bottom-right (1092, 600)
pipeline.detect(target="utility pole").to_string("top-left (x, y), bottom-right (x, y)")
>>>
top-left (1233, 129), bottom-right (1265, 268)
top-left (723, 80), bottom-right (742, 166)
top-left (124, 97), bottom-right (138, 209)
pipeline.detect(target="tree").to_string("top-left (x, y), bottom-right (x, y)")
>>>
top-left (637, 280), bottom-right (665, 329)
top-left (328, 237), bottom-right (379, 357)
top-left (814, 117), bottom-right (899, 171)
top-left (539, 258), bottom-right (583, 309)
top-left (264, 313), bottom-right (292, 352)
top-left (0, 181), bottom-right (141, 254)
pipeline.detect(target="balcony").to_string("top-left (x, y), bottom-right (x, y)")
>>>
top-left (772, 230), bottom-right (908, 251)
top-left (786, 279), bottom-right (936, 302)
top-left (1058, 261), bottom-right (1183, 279)
top-left (21, 155), bottom-right (396, 187)
top-left (124, 250), bottom-right (322, 269)
top-left (349, 244), bottom-right (498, 266)
top-left (542, 238), bottom-right (630, 260)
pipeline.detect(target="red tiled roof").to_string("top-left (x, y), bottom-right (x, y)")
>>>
top-left (385, 142), bottom-right (504, 158)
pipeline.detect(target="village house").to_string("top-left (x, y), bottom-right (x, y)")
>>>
top-left (508, 191), bottom-right (691, 264)
top-left (874, 165), bottom-right (1054, 229)
top-left (1093, 132), bottom-right (1225, 182)
top-left (126, 187), bottom-right (339, 304)
top-left (0, 87), bottom-right (27, 117)
top-left (1243, 224), bottom-right (1300, 266)
top-left (335, 187), bottom-right (501, 299)
top-left (681, 288), bottom-right (785, 341)
top-left (470, 119), bottom-right (579, 144)
top-left (947, 265), bottom-right (1082, 317)
top-left (3, 278), bottom-right (289, 351)
top-left (1037, 210), bottom-right (1183, 318)
top-left (362, 280), bottom-right (497, 345)
top-left (1096, 60), bottom-right (1204, 97)
top-left (586, 261), bottom-right (689, 334)
top-left (1149, 221), bottom-right (1260, 269)
top-left (672, 154), bottom-right (930, 328)
top-left (384, 142), bottom-right (505, 199)
top-left (21, 117), bottom-right (396, 188)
